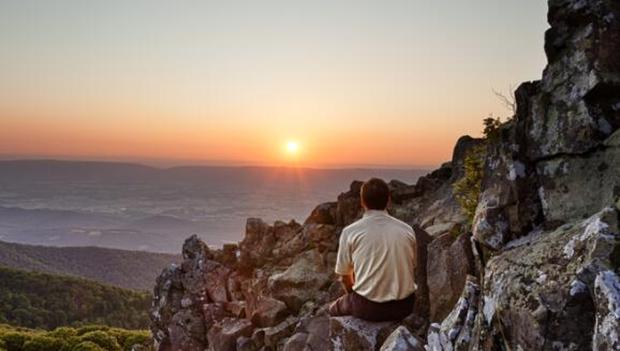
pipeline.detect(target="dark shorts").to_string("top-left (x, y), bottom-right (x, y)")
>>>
top-left (328, 291), bottom-right (415, 322)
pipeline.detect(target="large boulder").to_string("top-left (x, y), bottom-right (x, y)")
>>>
top-left (249, 296), bottom-right (289, 328)
top-left (282, 315), bottom-right (330, 351)
top-left (471, 208), bottom-right (619, 350)
top-left (527, 0), bottom-right (620, 160)
top-left (305, 202), bottom-right (338, 225)
top-left (268, 250), bottom-right (333, 311)
top-left (536, 129), bottom-right (620, 222)
top-left (168, 309), bottom-right (206, 351)
top-left (380, 326), bottom-right (425, 351)
top-left (206, 318), bottom-right (254, 351)
top-left (427, 232), bottom-right (476, 322)
top-left (330, 317), bottom-right (397, 351)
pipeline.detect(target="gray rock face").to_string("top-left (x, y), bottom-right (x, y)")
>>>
top-left (593, 270), bottom-right (620, 350)
top-left (380, 326), bottom-right (425, 351)
top-left (531, 0), bottom-right (620, 160)
top-left (267, 250), bottom-right (333, 312)
top-left (330, 316), bottom-right (397, 351)
top-left (426, 276), bottom-right (480, 351)
top-left (473, 208), bottom-right (619, 350)
top-left (536, 130), bottom-right (620, 222)
top-left (473, 0), bottom-right (620, 249)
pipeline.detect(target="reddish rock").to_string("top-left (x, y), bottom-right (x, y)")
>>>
top-left (304, 202), bottom-right (338, 225)
top-left (207, 318), bottom-right (254, 351)
top-left (205, 261), bottom-right (230, 303)
top-left (304, 224), bottom-right (339, 253)
top-left (224, 301), bottom-right (246, 318)
top-left (249, 296), bottom-right (289, 328)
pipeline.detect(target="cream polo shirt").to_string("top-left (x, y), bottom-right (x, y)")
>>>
top-left (335, 210), bottom-right (417, 303)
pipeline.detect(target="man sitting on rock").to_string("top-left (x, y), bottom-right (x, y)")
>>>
top-left (329, 177), bottom-right (416, 322)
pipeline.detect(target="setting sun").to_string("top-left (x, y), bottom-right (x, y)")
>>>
top-left (286, 141), bottom-right (300, 154)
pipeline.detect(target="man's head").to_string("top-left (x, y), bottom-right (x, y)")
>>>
top-left (360, 178), bottom-right (390, 211)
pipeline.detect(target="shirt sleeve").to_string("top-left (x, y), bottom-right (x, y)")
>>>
top-left (334, 229), bottom-right (353, 275)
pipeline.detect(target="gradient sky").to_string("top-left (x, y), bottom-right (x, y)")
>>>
top-left (0, 0), bottom-right (548, 168)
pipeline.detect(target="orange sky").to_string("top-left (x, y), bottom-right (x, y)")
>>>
top-left (0, 1), bottom-right (548, 168)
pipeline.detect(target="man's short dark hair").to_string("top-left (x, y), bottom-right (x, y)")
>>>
top-left (361, 178), bottom-right (390, 210)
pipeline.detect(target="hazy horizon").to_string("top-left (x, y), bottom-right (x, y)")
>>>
top-left (0, 155), bottom-right (437, 170)
top-left (0, 159), bottom-right (427, 252)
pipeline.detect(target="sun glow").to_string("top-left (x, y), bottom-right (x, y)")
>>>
top-left (285, 141), bottom-right (299, 154)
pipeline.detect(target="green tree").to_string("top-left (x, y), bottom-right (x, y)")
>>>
top-left (22, 335), bottom-right (66, 351)
top-left (77, 331), bottom-right (121, 351)
top-left (453, 144), bottom-right (486, 223)
top-left (72, 341), bottom-right (105, 351)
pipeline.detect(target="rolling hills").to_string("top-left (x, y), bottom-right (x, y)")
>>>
top-left (0, 240), bottom-right (179, 291)
top-left (0, 265), bottom-right (151, 330)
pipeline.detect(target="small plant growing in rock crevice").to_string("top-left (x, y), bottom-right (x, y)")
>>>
top-left (453, 144), bottom-right (486, 223)
top-left (453, 115), bottom-right (504, 224)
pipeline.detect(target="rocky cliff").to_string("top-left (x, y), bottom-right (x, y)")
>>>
top-left (151, 0), bottom-right (620, 350)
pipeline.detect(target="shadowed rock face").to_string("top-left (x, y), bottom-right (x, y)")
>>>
top-left (427, 233), bottom-right (476, 323)
top-left (151, 1), bottom-right (620, 350)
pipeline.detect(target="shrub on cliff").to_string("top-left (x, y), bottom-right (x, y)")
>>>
top-left (453, 115), bottom-right (504, 223)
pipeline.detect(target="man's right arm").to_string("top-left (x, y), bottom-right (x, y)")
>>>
top-left (339, 272), bottom-right (355, 293)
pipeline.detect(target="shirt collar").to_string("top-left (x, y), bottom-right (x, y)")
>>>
top-left (363, 209), bottom-right (388, 218)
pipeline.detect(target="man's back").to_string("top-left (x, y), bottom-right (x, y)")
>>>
top-left (335, 209), bottom-right (417, 303)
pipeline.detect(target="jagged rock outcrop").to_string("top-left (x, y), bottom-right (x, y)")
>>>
top-left (151, 1), bottom-right (619, 349)
top-left (443, 0), bottom-right (620, 349)
top-left (151, 128), bottom-right (483, 350)
top-left (473, 0), bottom-right (620, 251)
top-left (469, 207), bottom-right (620, 350)
top-left (426, 276), bottom-right (480, 351)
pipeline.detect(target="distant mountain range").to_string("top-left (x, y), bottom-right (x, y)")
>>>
top-left (0, 240), bottom-right (179, 291)
top-left (0, 159), bottom-right (428, 251)
top-left (0, 159), bottom-right (426, 184)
